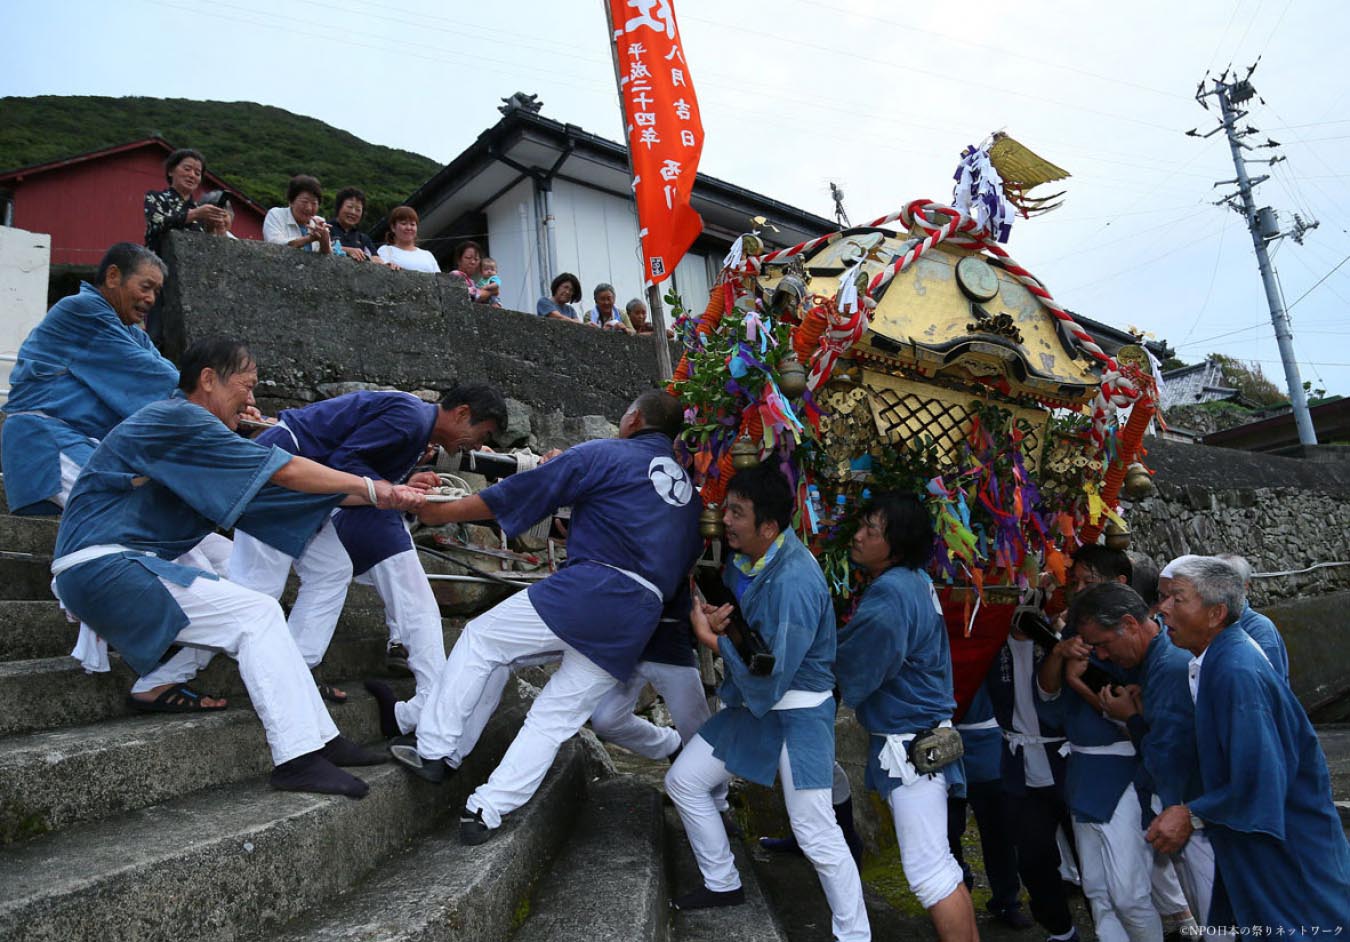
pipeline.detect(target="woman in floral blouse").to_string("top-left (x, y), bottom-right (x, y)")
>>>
top-left (143, 148), bottom-right (229, 256)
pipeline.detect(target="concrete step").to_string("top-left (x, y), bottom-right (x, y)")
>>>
top-left (0, 587), bottom-right (399, 664)
top-left (0, 620), bottom-right (465, 736)
top-left (0, 554), bottom-right (55, 601)
top-left (665, 806), bottom-right (787, 942)
top-left (264, 739), bottom-right (588, 942)
top-left (0, 703), bottom-right (531, 942)
top-left (0, 601), bottom-right (78, 661)
top-left (514, 776), bottom-right (668, 942)
top-left (0, 515), bottom-right (58, 556)
top-left (0, 682), bottom-right (413, 845)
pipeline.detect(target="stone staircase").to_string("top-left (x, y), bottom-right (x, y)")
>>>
top-left (0, 485), bottom-right (787, 942)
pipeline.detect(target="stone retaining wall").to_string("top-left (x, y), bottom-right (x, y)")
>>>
top-left (160, 231), bottom-right (1350, 602)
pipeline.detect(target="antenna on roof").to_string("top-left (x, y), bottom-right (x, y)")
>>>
top-left (829, 181), bottom-right (850, 230)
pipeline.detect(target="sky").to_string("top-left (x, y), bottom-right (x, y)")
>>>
top-left (5, 0), bottom-right (1350, 400)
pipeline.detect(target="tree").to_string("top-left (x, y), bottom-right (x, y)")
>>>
top-left (1208, 353), bottom-right (1286, 407)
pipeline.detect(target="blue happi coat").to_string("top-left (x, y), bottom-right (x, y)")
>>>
top-left (1236, 604), bottom-right (1289, 683)
top-left (1125, 628), bottom-right (1203, 809)
top-left (698, 530), bottom-right (837, 790)
top-left (2, 283), bottom-right (180, 515)
top-left (985, 638), bottom-right (1068, 795)
top-left (836, 566), bottom-right (965, 799)
top-left (1035, 654), bottom-right (1138, 824)
top-left (261, 391), bottom-right (438, 570)
top-left (52, 398), bottom-right (341, 675)
top-left (958, 686), bottom-right (1004, 784)
top-left (1190, 625), bottom-right (1350, 934)
top-left (479, 429), bottom-right (703, 682)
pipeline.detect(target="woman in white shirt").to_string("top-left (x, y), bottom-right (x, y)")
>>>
top-left (377, 206), bottom-right (440, 273)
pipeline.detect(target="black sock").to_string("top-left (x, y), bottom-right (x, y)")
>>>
top-left (364, 680), bottom-right (400, 738)
top-left (271, 752), bottom-right (369, 798)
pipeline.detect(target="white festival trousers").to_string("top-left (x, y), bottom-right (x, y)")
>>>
top-left (1072, 784), bottom-right (1162, 942)
top-left (666, 734), bottom-right (871, 942)
top-left (589, 660), bottom-right (709, 758)
top-left (157, 574), bottom-right (338, 764)
top-left (354, 547), bottom-right (447, 733)
top-left (1147, 794), bottom-right (1194, 919)
top-left (229, 520), bottom-right (353, 669)
top-left (415, 590), bottom-right (618, 830)
top-left (1172, 828), bottom-right (1216, 926)
top-left (131, 533), bottom-right (235, 693)
top-left (885, 772), bottom-right (966, 910)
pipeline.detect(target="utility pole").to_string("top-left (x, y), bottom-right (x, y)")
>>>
top-left (1194, 64), bottom-right (1318, 445)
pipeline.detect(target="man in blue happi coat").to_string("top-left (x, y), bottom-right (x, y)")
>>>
top-left (1039, 624), bottom-right (1160, 941)
top-left (835, 491), bottom-right (975, 942)
top-left (1039, 547), bottom-right (1160, 942)
top-left (1141, 556), bottom-right (1350, 935)
top-left (665, 464), bottom-right (870, 942)
top-left (389, 390), bottom-right (704, 846)
top-left (2, 243), bottom-right (180, 516)
top-left (1078, 581), bottom-right (1215, 928)
top-left (1215, 553), bottom-right (1290, 683)
top-left (1, 242), bottom-right (244, 708)
top-left (983, 607), bottom-right (1077, 940)
top-left (230, 385), bottom-right (505, 704)
top-left (50, 338), bottom-right (427, 797)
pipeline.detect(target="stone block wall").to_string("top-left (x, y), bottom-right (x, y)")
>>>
top-left (1124, 437), bottom-right (1350, 606)
top-left (160, 231), bottom-right (674, 447)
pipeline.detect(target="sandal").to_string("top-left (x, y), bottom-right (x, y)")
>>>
top-left (128, 684), bottom-right (227, 714)
top-left (315, 680), bottom-right (348, 704)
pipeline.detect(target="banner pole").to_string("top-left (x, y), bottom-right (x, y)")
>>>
top-left (603, 0), bottom-right (674, 381)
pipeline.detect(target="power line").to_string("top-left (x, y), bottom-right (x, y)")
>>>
top-left (1285, 251), bottom-right (1350, 312)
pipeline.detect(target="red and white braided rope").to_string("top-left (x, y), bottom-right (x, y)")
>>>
top-left (748, 198), bottom-right (1141, 447)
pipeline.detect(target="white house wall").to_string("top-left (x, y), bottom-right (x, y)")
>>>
top-left (0, 226), bottom-right (51, 404)
top-left (483, 178), bottom-right (540, 314)
top-left (484, 175), bottom-right (714, 321)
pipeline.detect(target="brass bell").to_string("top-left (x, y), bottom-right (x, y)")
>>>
top-left (1103, 518), bottom-right (1131, 552)
top-left (699, 504), bottom-right (724, 539)
top-left (730, 435), bottom-right (761, 470)
top-left (1122, 462), bottom-right (1155, 500)
top-left (741, 233), bottom-right (763, 257)
top-left (778, 355), bottom-right (808, 399)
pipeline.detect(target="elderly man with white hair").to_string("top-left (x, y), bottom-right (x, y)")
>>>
top-left (1142, 557), bottom-right (1347, 933)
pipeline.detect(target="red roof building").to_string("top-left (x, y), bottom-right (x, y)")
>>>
top-left (0, 137), bottom-right (265, 266)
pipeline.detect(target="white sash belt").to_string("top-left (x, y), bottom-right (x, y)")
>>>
top-left (51, 544), bottom-right (150, 576)
top-left (595, 561), bottom-right (662, 600)
top-left (1069, 740), bottom-right (1136, 758)
top-left (1004, 730), bottom-right (1071, 758)
top-left (957, 717), bottom-right (1000, 732)
top-left (275, 420), bottom-right (301, 452)
top-left (878, 720), bottom-right (954, 786)
top-left (771, 689), bottom-right (831, 711)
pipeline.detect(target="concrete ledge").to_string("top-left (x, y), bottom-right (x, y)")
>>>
top-left (0, 683), bottom-right (412, 845)
top-left (665, 806), bottom-right (786, 942)
top-left (0, 619), bottom-right (461, 736)
top-left (0, 602), bottom-right (78, 661)
top-left (1270, 591), bottom-right (1350, 715)
top-left (0, 556), bottom-right (55, 601)
top-left (0, 517), bottom-right (58, 556)
top-left (0, 704), bottom-right (530, 942)
top-left (515, 777), bottom-right (667, 942)
top-left (268, 739), bottom-right (588, 942)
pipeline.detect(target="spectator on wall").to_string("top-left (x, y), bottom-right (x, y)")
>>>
top-left (477, 257), bottom-right (503, 308)
top-left (449, 241), bottom-right (493, 303)
top-left (376, 206), bottom-right (440, 273)
top-left (587, 283), bottom-right (633, 333)
top-left (626, 298), bottom-right (675, 338)
top-left (144, 148), bottom-right (229, 256)
top-left (329, 188), bottom-right (384, 264)
top-left (198, 191), bottom-right (238, 240)
top-left (537, 273), bottom-right (589, 324)
top-left (263, 176), bottom-right (343, 256)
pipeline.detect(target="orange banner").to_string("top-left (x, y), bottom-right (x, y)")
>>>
top-left (608, 0), bottom-right (704, 285)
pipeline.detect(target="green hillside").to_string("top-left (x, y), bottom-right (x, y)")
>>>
top-left (0, 95), bottom-right (440, 226)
